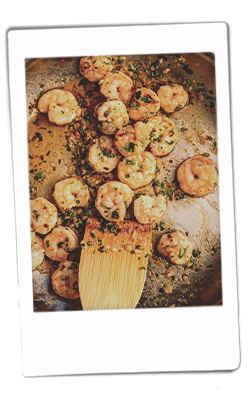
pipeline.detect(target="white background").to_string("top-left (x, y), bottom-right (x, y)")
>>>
top-left (0, 0), bottom-right (249, 398)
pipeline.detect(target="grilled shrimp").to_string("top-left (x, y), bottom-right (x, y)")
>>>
top-left (114, 122), bottom-right (150, 157)
top-left (52, 261), bottom-right (80, 299)
top-left (95, 181), bottom-right (133, 221)
top-left (134, 194), bottom-right (167, 224)
top-left (31, 231), bottom-right (45, 270)
top-left (31, 197), bottom-right (58, 235)
top-left (38, 89), bottom-right (81, 125)
top-left (96, 100), bottom-right (129, 135)
top-left (88, 136), bottom-right (120, 173)
top-left (157, 230), bottom-right (193, 266)
top-left (79, 56), bottom-right (113, 82)
top-left (147, 115), bottom-right (179, 156)
top-left (100, 72), bottom-right (133, 104)
top-left (128, 88), bottom-right (160, 121)
top-left (157, 84), bottom-right (188, 113)
top-left (118, 151), bottom-right (156, 189)
top-left (53, 177), bottom-right (90, 210)
top-left (177, 155), bottom-right (218, 197)
top-left (44, 226), bottom-right (79, 262)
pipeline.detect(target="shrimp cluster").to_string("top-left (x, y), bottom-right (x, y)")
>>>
top-left (44, 226), bottom-right (79, 262)
top-left (157, 84), bottom-right (188, 113)
top-left (129, 88), bottom-right (160, 121)
top-left (134, 194), bottom-right (167, 224)
top-left (31, 197), bottom-right (58, 235)
top-left (114, 123), bottom-right (150, 157)
top-left (88, 136), bottom-right (120, 173)
top-left (53, 177), bottom-right (90, 210)
top-left (31, 231), bottom-right (45, 270)
top-left (177, 155), bottom-right (218, 197)
top-left (100, 72), bottom-right (134, 104)
top-left (79, 56), bottom-right (113, 82)
top-left (38, 89), bottom-right (81, 125)
top-left (118, 151), bottom-right (156, 189)
top-left (147, 115), bottom-right (179, 156)
top-left (157, 230), bottom-right (193, 266)
top-left (52, 261), bottom-right (80, 299)
top-left (95, 181), bottom-right (133, 221)
top-left (96, 100), bottom-right (129, 135)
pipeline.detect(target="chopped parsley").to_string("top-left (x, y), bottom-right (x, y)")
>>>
top-left (32, 132), bottom-right (43, 142)
top-left (154, 222), bottom-right (165, 231)
top-left (140, 95), bottom-right (153, 103)
top-left (192, 249), bottom-right (200, 258)
top-left (179, 248), bottom-right (186, 258)
top-left (123, 142), bottom-right (135, 153)
top-left (102, 149), bottom-right (115, 158)
top-left (111, 210), bottom-right (119, 219)
top-left (126, 159), bottom-right (136, 165)
top-left (100, 220), bottom-right (121, 235)
top-left (34, 171), bottom-right (45, 181)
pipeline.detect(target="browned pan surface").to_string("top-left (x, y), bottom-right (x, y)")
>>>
top-left (26, 53), bottom-right (221, 311)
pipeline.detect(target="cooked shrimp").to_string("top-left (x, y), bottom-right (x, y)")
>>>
top-left (38, 89), bottom-right (81, 125)
top-left (114, 122), bottom-right (150, 157)
top-left (44, 226), bottom-right (79, 262)
top-left (134, 194), bottom-right (167, 224)
top-left (79, 56), bottom-right (113, 82)
top-left (31, 231), bottom-right (45, 270)
top-left (53, 177), bottom-right (90, 210)
top-left (118, 151), bottom-right (156, 189)
top-left (96, 100), bottom-right (129, 134)
top-left (157, 230), bottom-right (193, 266)
top-left (31, 197), bottom-right (58, 235)
top-left (157, 84), bottom-right (188, 113)
top-left (147, 115), bottom-right (179, 156)
top-left (100, 72), bottom-right (133, 104)
top-left (88, 136), bottom-right (120, 173)
top-left (128, 88), bottom-right (160, 121)
top-left (177, 155), bottom-right (218, 197)
top-left (95, 181), bottom-right (133, 221)
top-left (52, 261), bottom-right (80, 299)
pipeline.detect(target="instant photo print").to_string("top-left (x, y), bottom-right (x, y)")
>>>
top-left (8, 23), bottom-right (240, 376)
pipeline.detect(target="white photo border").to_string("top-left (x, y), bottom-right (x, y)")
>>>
top-left (8, 23), bottom-right (240, 376)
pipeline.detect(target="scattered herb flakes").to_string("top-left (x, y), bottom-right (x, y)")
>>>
top-left (32, 117), bottom-right (40, 126)
top-left (192, 249), bottom-right (200, 258)
top-left (141, 95), bottom-right (153, 103)
top-left (130, 102), bottom-right (139, 109)
top-left (100, 220), bottom-right (121, 235)
top-left (123, 142), bottom-right (135, 153)
top-left (166, 188), bottom-right (174, 200)
top-left (102, 148), bottom-right (115, 158)
top-left (185, 79), bottom-right (193, 92)
top-left (126, 159), bottom-right (136, 165)
top-left (179, 248), bottom-right (186, 258)
top-left (34, 171), bottom-right (45, 181)
top-left (154, 222), bottom-right (166, 231)
top-left (111, 210), bottom-right (119, 220)
top-left (180, 127), bottom-right (188, 133)
top-left (32, 131), bottom-right (43, 142)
